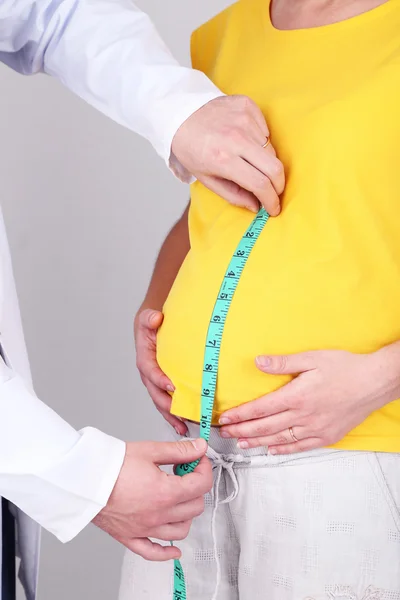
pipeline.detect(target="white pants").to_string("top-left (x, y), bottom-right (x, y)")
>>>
top-left (119, 423), bottom-right (400, 600)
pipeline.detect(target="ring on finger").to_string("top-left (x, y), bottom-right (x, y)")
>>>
top-left (289, 427), bottom-right (299, 442)
top-left (262, 136), bottom-right (271, 149)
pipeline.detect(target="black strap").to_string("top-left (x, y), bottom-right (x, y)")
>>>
top-left (1, 498), bottom-right (16, 600)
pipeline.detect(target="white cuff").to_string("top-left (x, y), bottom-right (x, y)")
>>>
top-left (0, 374), bottom-right (126, 543)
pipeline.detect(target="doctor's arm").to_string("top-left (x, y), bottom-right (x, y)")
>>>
top-left (0, 358), bottom-right (212, 559)
top-left (0, 0), bottom-right (284, 214)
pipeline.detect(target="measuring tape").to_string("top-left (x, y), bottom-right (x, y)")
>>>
top-left (172, 206), bottom-right (269, 600)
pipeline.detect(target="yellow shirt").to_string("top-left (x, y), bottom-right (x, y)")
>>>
top-left (157, 0), bottom-right (400, 452)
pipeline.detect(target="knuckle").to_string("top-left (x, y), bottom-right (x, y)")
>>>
top-left (194, 497), bottom-right (205, 517)
top-left (175, 440), bottom-right (190, 458)
top-left (276, 354), bottom-right (289, 372)
top-left (237, 95), bottom-right (255, 112)
top-left (181, 521), bottom-right (192, 539)
top-left (238, 112), bottom-right (252, 129)
top-left (174, 525), bottom-right (190, 541)
top-left (253, 174), bottom-right (271, 192)
top-left (157, 483), bottom-right (173, 508)
top-left (292, 394), bottom-right (305, 410)
top-left (228, 127), bottom-right (245, 146)
top-left (270, 159), bottom-right (284, 178)
top-left (211, 146), bottom-right (231, 167)
top-left (135, 357), bottom-right (144, 373)
top-left (255, 423), bottom-right (267, 436)
top-left (276, 433), bottom-right (289, 445)
top-left (145, 513), bottom-right (159, 529)
top-left (252, 406), bottom-right (265, 420)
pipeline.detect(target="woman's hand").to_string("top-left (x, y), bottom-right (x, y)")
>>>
top-left (219, 347), bottom-right (400, 454)
top-left (134, 309), bottom-right (187, 436)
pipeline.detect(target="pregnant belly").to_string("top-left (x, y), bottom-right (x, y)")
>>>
top-left (157, 244), bottom-right (400, 424)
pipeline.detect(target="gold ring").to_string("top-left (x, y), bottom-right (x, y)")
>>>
top-left (262, 136), bottom-right (271, 149)
top-left (289, 427), bottom-right (299, 442)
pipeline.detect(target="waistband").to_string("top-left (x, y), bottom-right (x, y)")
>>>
top-left (185, 421), bottom-right (355, 465)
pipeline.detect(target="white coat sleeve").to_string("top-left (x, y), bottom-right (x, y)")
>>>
top-left (0, 359), bottom-right (126, 542)
top-left (0, 0), bottom-right (223, 180)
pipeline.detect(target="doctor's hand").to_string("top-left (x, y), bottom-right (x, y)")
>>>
top-left (172, 95), bottom-right (285, 215)
top-left (93, 439), bottom-right (212, 560)
top-left (134, 308), bottom-right (188, 436)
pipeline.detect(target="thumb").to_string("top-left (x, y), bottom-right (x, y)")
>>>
top-left (255, 352), bottom-right (316, 375)
top-left (149, 439), bottom-right (208, 466)
top-left (139, 308), bottom-right (164, 331)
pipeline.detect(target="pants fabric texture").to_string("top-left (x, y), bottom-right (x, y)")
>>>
top-left (119, 422), bottom-right (400, 600)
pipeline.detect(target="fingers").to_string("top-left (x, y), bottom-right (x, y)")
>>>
top-left (144, 379), bottom-right (187, 434)
top-left (199, 175), bottom-right (260, 213)
top-left (256, 352), bottom-right (317, 375)
top-left (170, 95), bottom-right (286, 214)
top-left (268, 436), bottom-right (321, 456)
top-left (152, 519), bottom-right (192, 542)
top-left (148, 438), bottom-right (208, 466)
top-left (220, 412), bottom-right (293, 441)
top-left (218, 157), bottom-right (281, 216)
top-left (163, 496), bottom-right (205, 524)
top-left (126, 538), bottom-right (181, 561)
top-left (219, 382), bottom-right (297, 425)
top-left (241, 142), bottom-right (285, 197)
top-left (138, 308), bottom-right (164, 331)
top-left (135, 312), bottom-right (174, 393)
top-left (237, 425), bottom-right (307, 449)
top-left (168, 455), bottom-right (213, 503)
top-left (158, 409), bottom-right (188, 436)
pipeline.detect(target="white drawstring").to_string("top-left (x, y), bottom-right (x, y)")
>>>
top-left (206, 447), bottom-right (248, 600)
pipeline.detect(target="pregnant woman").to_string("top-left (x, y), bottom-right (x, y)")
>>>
top-left (120, 0), bottom-right (400, 598)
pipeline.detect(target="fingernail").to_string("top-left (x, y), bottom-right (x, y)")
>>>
top-left (166, 384), bottom-right (175, 393)
top-left (219, 417), bottom-right (231, 425)
top-left (191, 438), bottom-right (207, 451)
top-left (238, 441), bottom-right (249, 449)
top-left (256, 356), bottom-right (271, 368)
top-left (174, 426), bottom-right (182, 435)
top-left (220, 430), bottom-right (231, 438)
top-left (268, 448), bottom-right (278, 456)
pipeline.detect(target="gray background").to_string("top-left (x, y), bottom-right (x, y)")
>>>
top-left (0, 0), bottom-right (229, 598)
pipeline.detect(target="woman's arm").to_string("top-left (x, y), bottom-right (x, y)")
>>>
top-left (138, 203), bottom-right (190, 314)
top-left (134, 204), bottom-right (190, 435)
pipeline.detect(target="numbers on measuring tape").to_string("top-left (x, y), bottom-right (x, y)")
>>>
top-left (172, 208), bottom-right (269, 600)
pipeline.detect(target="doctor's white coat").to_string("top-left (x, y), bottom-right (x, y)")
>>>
top-left (0, 0), bottom-right (221, 597)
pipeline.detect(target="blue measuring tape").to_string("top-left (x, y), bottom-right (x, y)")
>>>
top-left (172, 206), bottom-right (270, 599)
